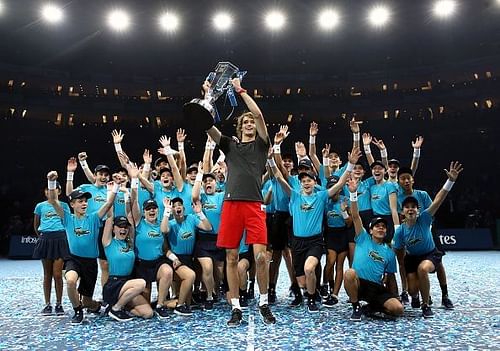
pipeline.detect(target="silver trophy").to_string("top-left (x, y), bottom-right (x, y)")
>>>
top-left (183, 62), bottom-right (241, 130)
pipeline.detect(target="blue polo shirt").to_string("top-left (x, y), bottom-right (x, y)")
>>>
top-left (104, 238), bottom-right (135, 276)
top-left (62, 209), bottom-right (101, 258)
top-left (393, 210), bottom-right (436, 256)
top-left (167, 214), bottom-right (200, 255)
top-left (34, 200), bottom-right (70, 232)
top-left (289, 189), bottom-right (328, 237)
top-left (135, 218), bottom-right (164, 260)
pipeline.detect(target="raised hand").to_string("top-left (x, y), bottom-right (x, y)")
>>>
top-left (77, 152), bottom-right (87, 161)
top-left (348, 147), bottom-right (362, 165)
top-left (372, 137), bottom-right (386, 150)
top-left (111, 129), bottom-right (124, 144)
top-left (444, 161), bottom-right (463, 182)
top-left (112, 173), bottom-right (125, 185)
top-left (106, 181), bottom-right (116, 192)
top-left (274, 125), bottom-right (290, 144)
top-left (202, 81), bottom-right (211, 95)
top-left (126, 162), bottom-right (140, 179)
top-left (350, 117), bottom-right (362, 133)
top-left (47, 171), bottom-right (58, 181)
top-left (192, 200), bottom-right (203, 214)
top-left (67, 157), bottom-right (77, 172)
top-left (412, 136), bottom-right (424, 149)
top-left (177, 129), bottom-right (187, 143)
top-left (309, 122), bottom-right (319, 137)
top-left (322, 144), bottom-right (331, 158)
top-left (362, 133), bottom-right (372, 145)
top-left (347, 177), bottom-right (359, 193)
top-left (231, 78), bottom-right (242, 90)
top-left (163, 198), bottom-right (172, 212)
top-left (341, 197), bottom-right (349, 212)
top-left (143, 149), bottom-right (152, 164)
top-left (117, 151), bottom-right (130, 165)
top-left (295, 142), bottom-right (307, 158)
top-left (159, 135), bottom-right (171, 148)
top-left (197, 161), bottom-right (204, 174)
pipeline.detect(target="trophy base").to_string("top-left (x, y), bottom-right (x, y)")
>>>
top-left (183, 99), bottom-right (216, 131)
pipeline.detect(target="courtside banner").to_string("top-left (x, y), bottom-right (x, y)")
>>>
top-left (437, 228), bottom-right (493, 250)
top-left (8, 235), bottom-right (38, 259)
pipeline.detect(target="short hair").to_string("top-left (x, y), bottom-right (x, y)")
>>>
top-left (235, 112), bottom-right (255, 140)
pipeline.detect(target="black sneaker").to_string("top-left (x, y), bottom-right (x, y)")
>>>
top-left (55, 304), bottom-right (65, 316)
top-left (41, 304), bottom-right (52, 316)
top-left (290, 293), bottom-right (303, 308)
top-left (204, 299), bottom-right (214, 311)
top-left (239, 294), bottom-right (249, 310)
top-left (323, 294), bottom-right (338, 308)
top-left (259, 304), bottom-right (276, 324)
top-left (87, 302), bottom-right (102, 315)
top-left (319, 285), bottom-right (329, 300)
top-left (350, 303), bottom-right (362, 321)
top-left (227, 308), bottom-right (243, 327)
top-left (422, 304), bottom-right (434, 318)
top-left (71, 307), bottom-right (84, 324)
top-left (156, 305), bottom-right (170, 319)
top-left (191, 291), bottom-right (203, 305)
top-left (442, 297), bottom-right (454, 310)
top-left (174, 304), bottom-right (193, 316)
top-left (109, 308), bottom-right (134, 322)
top-left (307, 299), bottom-right (319, 313)
top-left (268, 288), bottom-right (277, 304)
top-left (400, 291), bottom-right (410, 304)
top-left (247, 281), bottom-right (255, 300)
top-left (411, 296), bottom-right (421, 309)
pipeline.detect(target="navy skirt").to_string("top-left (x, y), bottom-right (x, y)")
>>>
top-left (32, 231), bottom-right (70, 260)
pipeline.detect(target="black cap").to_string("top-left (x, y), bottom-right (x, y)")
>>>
top-left (143, 199), bottom-right (158, 210)
top-left (370, 160), bottom-right (386, 170)
top-left (369, 217), bottom-right (388, 229)
top-left (397, 167), bottom-right (413, 178)
top-left (171, 197), bottom-right (184, 205)
top-left (158, 167), bottom-right (172, 176)
top-left (154, 156), bottom-right (168, 168)
top-left (388, 159), bottom-right (400, 167)
top-left (68, 189), bottom-right (92, 201)
top-left (202, 173), bottom-right (216, 181)
top-left (113, 216), bottom-right (131, 227)
top-left (94, 164), bottom-right (110, 174)
top-left (402, 196), bottom-right (419, 208)
top-left (298, 171), bottom-right (317, 182)
top-left (326, 175), bottom-right (340, 189)
top-left (298, 159), bottom-right (312, 169)
top-left (186, 166), bottom-right (198, 174)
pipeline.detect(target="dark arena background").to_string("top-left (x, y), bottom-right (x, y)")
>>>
top-left (0, 0), bottom-right (499, 350)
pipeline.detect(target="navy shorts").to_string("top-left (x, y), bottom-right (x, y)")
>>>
top-left (291, 234), bottom-right (324, 277)
top-left (404, 249), bottom-right (443, 274)
top-left (103, 275), bottom-right (129, 306)
top-left (358, 278), bottom-right (397, 310)
top-left (194, 233), bottom-right (225, 262)
top-left (325, 227), bottom-right (349, 253)
top-left (64, 255), bottom-right (98, 297)
top-left (134, 257), bottom-right (172, 283)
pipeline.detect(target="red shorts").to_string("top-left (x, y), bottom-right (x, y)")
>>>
top-left (216, 201), bottom-right (267, 249)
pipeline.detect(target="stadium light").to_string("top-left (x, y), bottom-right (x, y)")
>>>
top-left (317, 8), bottom-right (340, 31)
top-left (368, 5), bottom-right (391, 28)
top-left (0, 2), bottom-right (4, 15)
top-left (264, 10), bottom-right (286, 31)
top-left (212, 12), bottom-right (233, 32)
top-left (432, 0), bottom-right (457, 19)
top-left (159, 12), bottom-right (179, 33)
top-left (107, 9), bottom-right (131, 32)
top-left (41, 4), bottom-right (64, 24)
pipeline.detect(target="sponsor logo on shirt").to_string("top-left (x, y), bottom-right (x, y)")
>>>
top-left (300, 203), bottom-right (314, 212)
top-left (120, 246), bottom-right (132, 253)
top-left (44, 211), bottom-right (60, 219)
top-left (407, 238), bottom-right (422, 247)
top-left (326, 210), bottom-right (341, 218)
top-left (181, 231), bottom-right (193, 240)
top-left (369, 250), bottom-right (385, 263)
top-left (117, 198), bottom-right (126, 205)
top-left (74, 227), bottom-right (91, 236)
top-left (203, 203), bottom-right (217, 210)
top-left (371, 194), bottom-right (381, 200)
top-left (94, 195), bottom-right (106, 203)
top-left (148, 230), bottom-right (161, 238)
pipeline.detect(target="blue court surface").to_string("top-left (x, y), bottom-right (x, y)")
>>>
top-left (0, 252), bottom-right (499, 351)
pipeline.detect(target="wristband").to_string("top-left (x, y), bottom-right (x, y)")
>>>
top-left (80, 160), bottom-right (89, 170)
top-left (210, 142), bottom-right (216, 150)
top-left (167, 253), bottom-right (178, 262)
top-left (349, 192), bottom-right (358, 202)
top-left (114, 143), bottom-right (123, 153)
top-left (363, 144), bottom-right (372, 154)
top-left (309, 135), bottom-right (316, 145)
top-left (273, 144), bottom-right (281, 154)
top-left (164, 146), bottom-right (176, 156)
top-left (346, 163), bottom-right (355, 172)
top-left (216, 153), bottom-right (226, 164)
top-left (394, 224), bottom-right (401, 231)
top-left (197, 211), bottom-right (207, 221)
top-left (66, 172), bottom-right (74, 181)
top-left (236, 88), bottom-right (247, 95)
top-left (124, 193), bottom-right (130, 203)
top-left (267, 158), bottom-right (277, 168)
top-left (443, 179), bottom-right (455, 192)
top-left (111, 183), bottom-right (120, 194)
top-left (195, 172), bottom-right (203, 183)
top-left (163, 208), bottom-right (172, 218)
top-left (323, 157), bottom-right (330, 166)
top-left (143, 163), bottom-right (151, 172)
top-left (178, 142), bottom-right (184, 151)
top-left (205, 142), bottom-right (211, 150)
top-left (413, 148), bottom-right (421, 158)
top-left (353, 133), bottom-right (360, 142)
top-left (131, 178), bottom-right (139, 190)
top-left (380, 149), bottom-right (388, 158)
top-left (341, 211), bottom-right (349, 220)
top-left (48, 180), bottom-right (57, 190)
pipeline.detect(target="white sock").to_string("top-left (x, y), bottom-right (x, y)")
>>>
top-left (231, 298), bottom-right (241, 310)
top-left (259, 293), bottom-right (268, 307)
